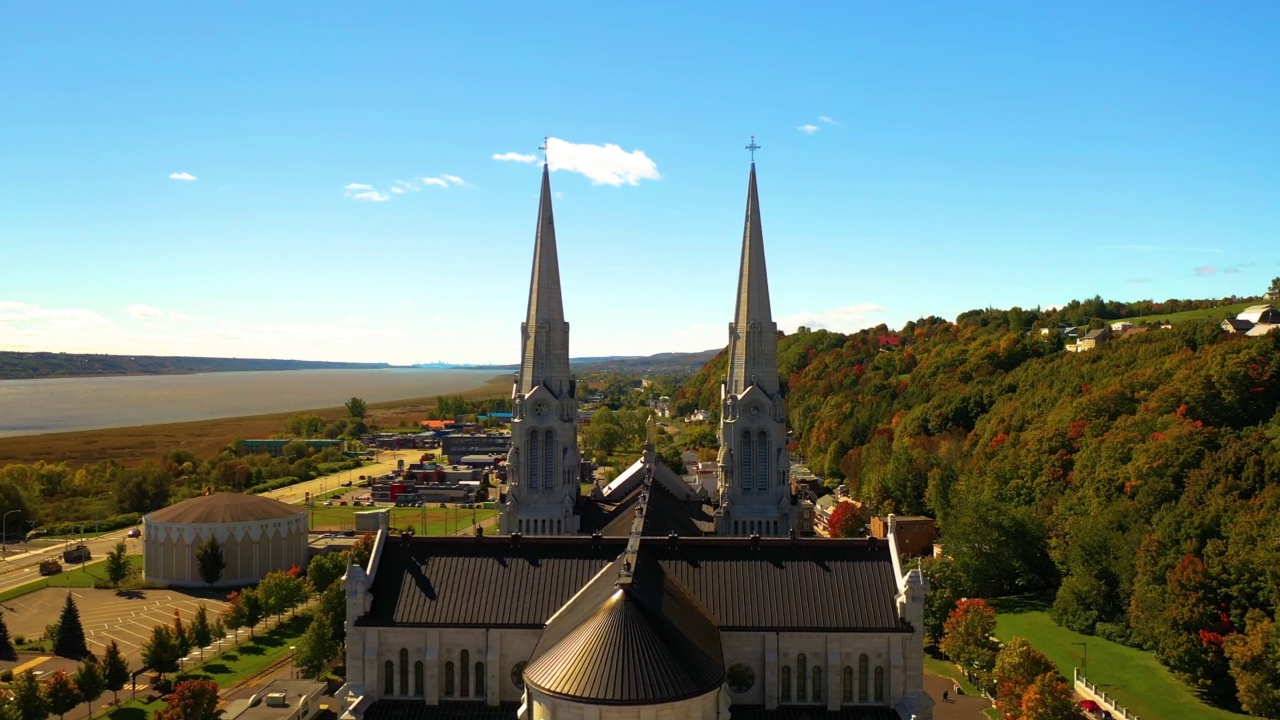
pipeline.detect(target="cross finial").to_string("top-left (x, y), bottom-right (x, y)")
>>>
top-left (539, 137), bottom-right (548, 165)
top-left (746, 135), bottom-right (761, 162)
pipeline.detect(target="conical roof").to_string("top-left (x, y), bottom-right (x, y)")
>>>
top-left (146, 492), bottom-right (302, 524)
top-left (518, 164), bottom-right (571, 395)
top-left (726, 162), bottom-right (779, 395)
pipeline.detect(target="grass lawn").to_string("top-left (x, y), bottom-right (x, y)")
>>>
top-left (307, 506), bottom-right (496, 535)
top-left (992, 596), bottom-right (1260, 720)
top-left (0, 555), bottom-right (143, 602)
top-left (178, 613), bottom-right (312, 688)
top-left (1120, 300), bottom-right (1261, 326)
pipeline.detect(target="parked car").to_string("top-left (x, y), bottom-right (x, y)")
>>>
top-left (126, 527), bottom-right (141, 538)
top-left (323, 500), bottom-right (333, 506)
top-left (341, 480), bottom-right (353, 487)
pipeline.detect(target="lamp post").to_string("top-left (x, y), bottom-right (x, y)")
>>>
top-left (1072, 641), bottom-right (1087, 674)
top-left (290, 645), bottom-right (297, 678)
top-left (2, 509), bottom-right (20, 558)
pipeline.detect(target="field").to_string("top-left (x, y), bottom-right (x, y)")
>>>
top-left (1119, 300), bottom-right (1262, 326)
top-left (0, 375), bottom-right (509, 467)
top-left (992, 596), bottom-right (1260, 720)
top-left (307, 505), bottom-right (497, 535)
top-left (0, 555), bottom-right (144, 602)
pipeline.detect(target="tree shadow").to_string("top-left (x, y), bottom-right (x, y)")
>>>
top-left (988, 593), bottom-right (1053, 614)
top-left (239, 645), bottom-right (266, 656)
top-left (201, 663), bottom-right (231, 675)
top-left (115, 590), bottom-right (146, 600)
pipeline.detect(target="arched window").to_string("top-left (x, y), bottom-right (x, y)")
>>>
top-left (543, 431), bottom-right (555, 490)
top-left (874, 666), bottom-right (884, 702)
top-left (461, 650), bottom-right (470, 697)
top-left (813, 666), bottom-right (822, 702)
top-left (384, 661), bottom-right (394, 695)
top-left (740, 432), bottom-right (754, 493)
top-left (475, 662), bottom-right (485, 697)
top-left (780, 666), bottom-right (791, 702)
top-left (842, 666), bottom-right (853, 702)
top-left (445, 662), bottom-right (455, 697)
top-left (399, 649), bottom-right (409, 695)
top-left (797, 654), bottom-right (807, 702)
top-left (858, 654), bottom-right (868, 702)
top-left (756, 431), bottom-right (768, 490)
top-left (414, 662), bottom-right (424, 696)
top-left (528, 432), bottom-right (540, 490)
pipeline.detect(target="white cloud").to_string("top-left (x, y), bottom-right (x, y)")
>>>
top-left (0, 302), bottom-right (117, 346)
top-left (393, 180), bottom-right (421, 192)
top-left (777, 303), bottom-right (886, 334)
top-left (1194, 266), bottom-right (1217, 276)
top-left (169, 172), bottom-right (197, 181)
top-left (351, 190), bottom-right (390, 202)
top-left (422, 177), bottom-right (449, 188)
top-left (493, 152), bottom-right (538, 163)
top-left (818, 116), bottom-right (840, 125)
top-left (168, 312), bottom-right (192, 322)
top-left (797, 124), bottom-right (820, 135)
top-left (344, 183), bottom-right (374, 191)
top-left (545, 137), bottom-right (660, 186)
top-left (441, 174), bottom-right (464, 185)
top-left (390, 186), bottom-right (405, 194)
top-left (124, 304), bottom-right (165, 319)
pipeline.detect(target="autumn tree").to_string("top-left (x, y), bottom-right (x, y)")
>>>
top-left (102, 542), bottom-right (131, 588)
top-left (101, 641), bottom-right (131, 706)
top-left (52, 594), bottom-right (88, 659)
top-left (43, 671), bottom-right (79, 720)
top-left (992, 637), bottom-right (1057, 720)
top-left (172, 609), bottom-right (191, 658)
top-left (939, 598), bottom-right (999, 689)
top-left (826, 501), bottom-right (862, 538)
top-left (12, 670), bottom-right (48, 720)
top-left (1223, 609), bottom-right (1280, 717)
top-left (195, 536), bottom-right (225, 586)
top-left (73, 658), bottom-right (105, 719)
top-left (351, 533), bottom-right (375, 569)
top-left (153, 679), bottom-right (220, 720)
top-left (1018, 672), bottom-right (1077, 720)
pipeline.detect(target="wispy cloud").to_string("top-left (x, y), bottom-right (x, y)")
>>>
top-left (422, 177), bottom-right (448, 188)
top-left (0, 302), bottom-right (116, 342)
top-left (493, 152), bottom-right (538, 164)
top-left (1195, 266), bottom-right (1217, 276)
top-left (818, 115), bottom-right (840, 125)
top-left (169, 172), bottom-right (197, 181)
top-left (1128, 277), bottom-right (1152, 285)
top-left (777, 303), bottom-right (886, 334)
top-left (797, 124), bottom-right (820, 135)
top-left (124, 304), bottom-right (192, 322)
top-left (393, 180), bottom-right (420, 192)
top-left (390, 186), bottom-right (405, 194)
top-left (351, 190), bottom-right (390, 202)
top-left (544, 137), bottom-right (659, 186)
top-left (344, 183), bottom-right (373, 191)
top-left (441, 174), bottom-right (464, 185)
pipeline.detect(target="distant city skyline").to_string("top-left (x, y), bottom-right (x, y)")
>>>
top-left (3, 3), bottom-right (1278, 365)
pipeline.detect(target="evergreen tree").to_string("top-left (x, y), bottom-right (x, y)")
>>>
top-left (195, 536), bottom-right (224, 587)
top-left (0, 610), bottom-right (16, 660)
top-left (105, 542), bottom-right (131, 588)
top-left (0, 697), bottom-right (22, 720)
top-left (171, 610), bottom-right (191, 657)
top-left (52, 594), bottom-right (88, 659)
top-left (141, 625), bottom-right (180, 678)
top-left (42, 671), bottom-right (79, 720)
top-left (73, 659), bottom-right (105, 719)
top-left (12, 670), bottom-right (48, 720)
top-left (101, 641), bottom-right (131, 706)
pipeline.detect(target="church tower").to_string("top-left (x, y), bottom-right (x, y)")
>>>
top-left (715, 150), bottom-right (795, 536)
top-left (498, 162), bottom-right (581, 536)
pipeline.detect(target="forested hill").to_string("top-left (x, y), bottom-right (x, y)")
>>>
top-left (674, 299), bottom-right (1280, 715)
top-left (0, 351), bottom-right (391, 380)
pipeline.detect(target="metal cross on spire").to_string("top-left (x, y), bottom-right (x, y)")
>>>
top-left (746, 135), bottom-right (761, 161)
top-left (539, 137), bottom-right (548, 164)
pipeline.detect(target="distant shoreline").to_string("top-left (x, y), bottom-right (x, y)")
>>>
top-left (0, 350), bottom-right (395, 381)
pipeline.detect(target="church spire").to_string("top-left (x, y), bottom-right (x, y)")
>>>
top-left (726, 148), bottom-right (778, 396)
top-left (518, 162), bottom-right (570, 396)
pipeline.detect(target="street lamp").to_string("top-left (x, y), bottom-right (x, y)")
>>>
top-left (1072, 641), bottom-right (1087, 674)
top-left (290, 645), bottom-right (297, 678)
top-left (2, 509), bottom-right (20, 558)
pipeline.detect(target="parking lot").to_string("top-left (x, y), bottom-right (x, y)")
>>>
top-left (2, 586), bottom-right (229, 667)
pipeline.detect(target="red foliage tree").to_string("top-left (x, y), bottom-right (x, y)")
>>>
top-left (154, 679), bottom-right (219, 720)
top-left (827, 501), bottom-right (862, 538)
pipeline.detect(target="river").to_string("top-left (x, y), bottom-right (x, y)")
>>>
top-left (0, 368), bottom-right (507, 437)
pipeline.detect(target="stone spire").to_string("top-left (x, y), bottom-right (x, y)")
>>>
top-left (518, 163), bottom-right (571, 397)
top-left (726, 161), bottom-right (779, 396)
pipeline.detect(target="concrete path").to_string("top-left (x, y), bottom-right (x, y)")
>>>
top-left (926, 672), bottom-right (990, 720)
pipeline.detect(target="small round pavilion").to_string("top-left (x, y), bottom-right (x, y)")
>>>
top-left (142, 492), bottom-right (308, 587)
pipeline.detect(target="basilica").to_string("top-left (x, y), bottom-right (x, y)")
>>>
top-left (339, 155), bottom-right (933, 720)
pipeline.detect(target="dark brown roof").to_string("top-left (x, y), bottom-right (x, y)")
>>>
top-left (356, 536), bottom-right (626, 628)
top-left (588, 479), bottom-right (715, 537)
top-left (729, 705), bottom-right (900, 720)
top-left (361, 536), bottom-right (908, 634)
top-left (362, 700), bottom-right (519, 720)
top-left (146, 492), bottom-right (302, 524)
top-left (524, 557), bottom-right (724, 704)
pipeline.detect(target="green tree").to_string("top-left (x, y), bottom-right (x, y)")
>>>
top-left (921, 556), bottom-right (964, 645)
top-left (0, 610), bottom-right (15, 660)
top-left (350, 533), bottom-right (375, 569)
top-left (12, 670), bottom-right (48, 720)
top-left (153, 679), bottom-right (220, 720)
top-left (1269, 277), bottom-right (1280, 295)
top-left (195, 535), bottom-right (225, 586)
top-left (345, 397), bottom-right (368, 419)
top-left (939, 598), bottom-right (999, 690)
top-left (257, 570), bottom-right (307, 618)
top-left (0, 698), bottom-right (22, 720)
top-left (318, 584), bottom-right (347, 644)
top-left (171, 610), bottom-right (191, 657)
top-left (189, 605), bottom-right (214, 661)
top-left (101, 641), bottom-right (131, 706)
top-left (141, 625), bottom-right (180, 677)
top-left (105, 542), bottom-right (131, 588)
top-left (293, 611), bottom-right (338, 679)
top-left (73, 658), bottom-right (105, 719)
top-left (42, 671), bottom-right (79, 720)
top-left (992, 637), bottom-right (1057, 720)
top-left (52, 594), bottom-right (88, 659)
top-left (220, 589), bottom-right (263, 639)
top-left (306, 550), bottom-right (349, 594)
top-left (1224, 609), bottom-right (1280, 717)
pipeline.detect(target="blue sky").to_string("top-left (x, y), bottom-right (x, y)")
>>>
top-left (2, 3), bottom-right (1278, 364)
